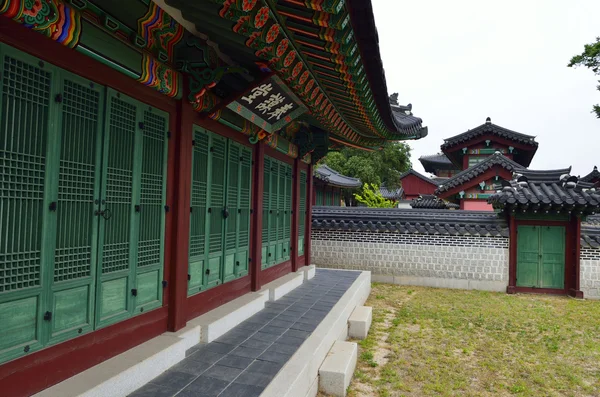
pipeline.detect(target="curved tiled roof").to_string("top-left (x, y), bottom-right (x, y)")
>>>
top-left (390, 104), bottom-right (428, 139)
top-left (379, 185), bottom-right (404, 200)
top-left (410, 195), bottom-right (460, 209)
top-left (581, 166), bottom-right (600, 183)
top-left (314, 165), bottom-right (362, 188)
top-left (436, 152), bottom-right (522, 194)
top-left (582, 215), bottom-right (600, 249)
top-left (419, 153), bottom-right (458, 173)
top-left (440, 118), bottom-right (538, 167)
top-left (441, 119), bottom-right (538, 150)
top-left (488, 169), bottom-right (600, 215)
top-left (312, 207), bottom-right (508, 237)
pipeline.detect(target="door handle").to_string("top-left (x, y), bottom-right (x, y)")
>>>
top-left (223, 207), bottom-right (229, 219)
top-left (95, 209), bottom-right (112, 220)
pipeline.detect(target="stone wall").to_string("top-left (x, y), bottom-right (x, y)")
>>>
top-left (580, 247), bottom-right (600, 299)
top-left (312, 229), bottom-right (509, 292)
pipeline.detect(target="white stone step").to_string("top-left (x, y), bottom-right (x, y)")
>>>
top-left (262, 271), bottom-right (304, 301)
top-left (348, 306), bottom-right (372, 340)
top-left (300, 264), bottom-right (317, 281)
top-left (318, 341), bottom-right (358, 397)
top-left (185, 290), bottom-right (269, 344)
top-left (261, 270), bottom-right (371, 397)
top-left (33, 335), bottom-right (187, 397)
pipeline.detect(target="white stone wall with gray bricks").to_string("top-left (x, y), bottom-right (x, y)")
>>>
top-left (581, 247), bottom-right (600, 299)
top-left (312, 229), bottom-right (509, 292)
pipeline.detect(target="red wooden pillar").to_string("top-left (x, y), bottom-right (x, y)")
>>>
top-left (251, 142), bottom-right (265, 291)
top-left (305, 163), bottom-right (314, 266)
top-left (168, 98), bottom-right (194, 332)
top-left (291, 158), bottom-right (300, 272)
top-left (570, 217), bottom-right (583, 298)
top-left (507, 214), bottom-right (517, 294)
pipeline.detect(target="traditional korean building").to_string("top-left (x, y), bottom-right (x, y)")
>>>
top-left (398, 168), bottom-right (438, 200)
top-left (0, 1), bottom-right (427, 395)
top-left (419, 118), bottom-right (538, 210)
top-left (581, 166), bottom-right (600, 186)
top-left (489, 168), bottom-right (600, 296)
top-left (313, 165), bottom-right (361, 206)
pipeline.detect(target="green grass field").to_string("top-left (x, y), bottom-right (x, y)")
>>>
top-left (345, 283), bottom-right (600, 397)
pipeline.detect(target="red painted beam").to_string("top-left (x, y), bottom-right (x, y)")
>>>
top-left (262, 260), bottom-right (294, 286)
top-left (0, 308), bottom-right (168, 397)
top-left (251, 142), bottom-right (265, 291)
top-left (291, 158), bottom-right (300, 272)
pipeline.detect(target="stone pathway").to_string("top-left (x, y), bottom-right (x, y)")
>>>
top-left (128, 269), bottom-right (360, 397)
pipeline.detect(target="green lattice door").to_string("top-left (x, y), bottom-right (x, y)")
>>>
top-left (261, 157), bottom-right (272, 268)
top-left (188, 128), bottom-right (252, 295)
top-left (0, 47), bottom-right (56, 363)
top-left (96, 89), bottom-right (168, 328)
top-left (0, 45), bottom-right (168, 364)
top-left (298, 170), bottom-right (307, 256)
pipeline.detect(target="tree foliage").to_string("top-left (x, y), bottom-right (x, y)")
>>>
top-left (322, 142), bottom-right (411, 189)
top-left (354, 183), bottom-right (396, 208)
top-left (569, 37), bottom-right (600, 118)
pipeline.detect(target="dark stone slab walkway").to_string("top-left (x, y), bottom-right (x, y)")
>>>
top-left (128, 269), bottom-right (360, 397)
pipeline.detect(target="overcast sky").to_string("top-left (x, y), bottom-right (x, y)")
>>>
top-left (372, 0), bottom-right (600, 177)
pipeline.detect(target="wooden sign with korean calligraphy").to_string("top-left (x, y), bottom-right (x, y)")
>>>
top-left (227, 75), bottom-right (308, 134)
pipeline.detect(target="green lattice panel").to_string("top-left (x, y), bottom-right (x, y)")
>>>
top-left (54, 79), bottom-right (101, 283)
top-left (278, 162), bottom-right (286, 241)
top-left (137, 110), bottom-right (167, 269)
top-left (225, 143), bottom-right (240, 252)
top-left (238, 146), bottom-right (252, 251)
top-left (189, 131), bottom-right (209, 259)
top-left (0, 54), bottom-right (50, 294)
top-left (102, 96), bottom-right (136, 274)
top-left (208, 135), bottom-right (226, 255)
top-left (268, 159), bottom-right (278, 244)
top-left (298, 170), bottom-right (307, 237)
top-left (262, 157), bottom-right (271, 245)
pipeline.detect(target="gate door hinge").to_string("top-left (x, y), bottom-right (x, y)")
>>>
top-left (49, 202), bottom-right (57, 212)
top-left (164, 205), bottom-right (170, 212)
top-left (205, 269), bottom-right (210, 275)
top-left (167, 131), bottom-right (171, 139)
top-left (162, 280), bottom-right (168, 288)
top-left (43, 311), bottom-right (52, 321)
top-left (131, 288), bottom-right (138, 297)
top-left (187, 274), bottom-right (191, 281)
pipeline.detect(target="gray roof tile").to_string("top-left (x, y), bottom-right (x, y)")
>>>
top-left (314, 165), bottom-right (362, 188)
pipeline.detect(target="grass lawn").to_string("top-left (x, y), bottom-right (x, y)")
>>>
top-left (346, 283), bottom-right (600, 397)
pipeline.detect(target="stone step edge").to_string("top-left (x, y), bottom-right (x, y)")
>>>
top-left (318, 340), bottom-right (358, 397)
top-left (261, 270), bottom-right (371, 397)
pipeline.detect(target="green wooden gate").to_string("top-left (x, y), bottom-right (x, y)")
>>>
top-left (0, 45), bottom-right (168, 364)
top-left (261, 156), bottom-right (292, 269)
top-left (516, 225), bottom-right (565, 289)
top-left (188, 127), bottom-right (252, 296)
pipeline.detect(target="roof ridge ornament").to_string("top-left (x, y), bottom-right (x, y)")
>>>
top-left (486, 117), bottom-right (491, 124)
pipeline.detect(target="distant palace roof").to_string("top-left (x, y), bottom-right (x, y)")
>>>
top-left (581, 166), bottom-right (600, 184)
top-left (488, 168), bottom-right (600, 215)
top-left (379, 185), bottom-right (404, 200)
top-left (314, 165), bottom-right (362, 189)
top-left (410, 195), bottom-right (460, 210)
top-left (441, 118), bottom-right (538, 167)
top-left (419, 153), bottom-right (459, 173)
top-left (436, 152), bottom-right (522, 194)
